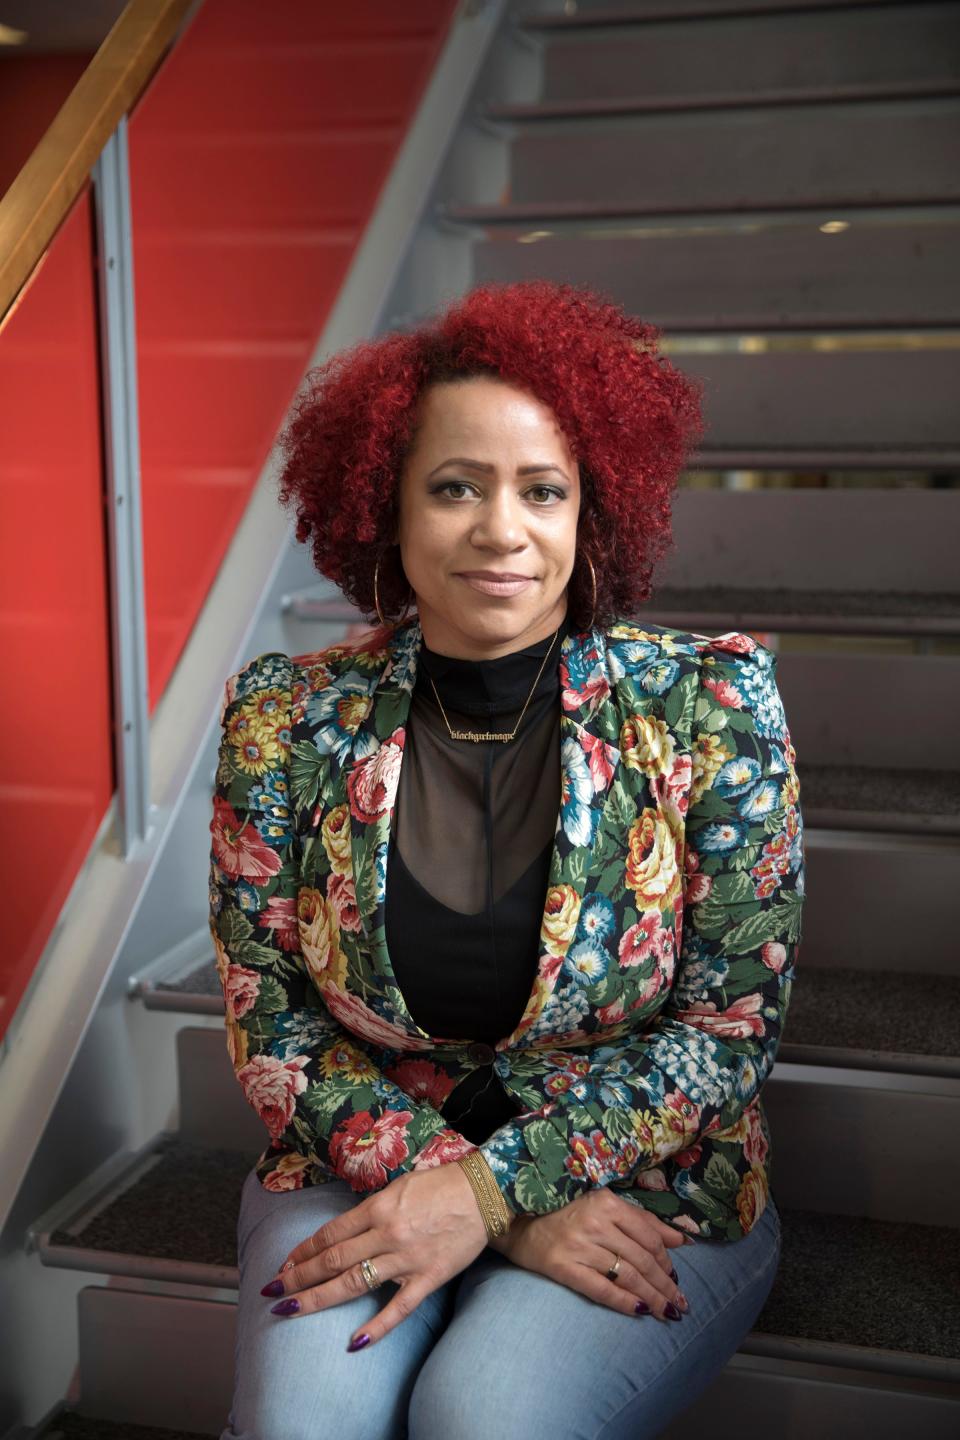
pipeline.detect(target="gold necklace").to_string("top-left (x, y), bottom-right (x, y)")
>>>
top-left (428, 625), bottom-right (562, 743)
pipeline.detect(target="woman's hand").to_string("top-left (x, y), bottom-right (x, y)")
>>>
top-left (260, 1162), bottom-right (489, 1349)
top-left (487, 1188), bottom-right (691, 1322)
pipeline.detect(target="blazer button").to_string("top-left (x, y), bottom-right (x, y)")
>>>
top-left (467, 1042), bottom-right (496, 1065)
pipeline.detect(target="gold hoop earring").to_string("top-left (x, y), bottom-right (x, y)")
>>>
top-left (583, 553), bottom-right (597, 631)
top-left (373, 549), bottom-right (414, 629)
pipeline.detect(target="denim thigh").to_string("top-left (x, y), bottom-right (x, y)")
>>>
top-left (407, 1195), bottom-right (782, 1440)
top-left (221, 1167), bottom-right (457, 1440)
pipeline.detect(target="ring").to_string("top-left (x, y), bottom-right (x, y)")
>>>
top-left (606, 1252), bottom-right (621, 1283)
top-left (359, 1258), bottom-right (381, 1291)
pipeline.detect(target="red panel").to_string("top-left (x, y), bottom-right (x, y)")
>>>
top-left (129, 0), bottom-right (459, 709)
top-left (0, 54), bottom-right (91, 193)
top-left (0, 195), bottom-right (113, 1039)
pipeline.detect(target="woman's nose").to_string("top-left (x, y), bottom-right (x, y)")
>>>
top-left (473, 495), bottom-right (524, 548)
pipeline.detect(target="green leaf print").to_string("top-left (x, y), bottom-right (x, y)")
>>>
top-left (664, 672), bottom-right (697, 733)
top-left (290, 740), bottom-right (325, 815)
top-left (516, 1163), bottom-right (557, 1214)
top-left (703, 1153), bottom-right (741, 1198)
top-left (722, 898), bottom-right (799, 955)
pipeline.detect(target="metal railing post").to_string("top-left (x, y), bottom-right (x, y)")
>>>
top-left (92, 116), bottom-right (152, 857)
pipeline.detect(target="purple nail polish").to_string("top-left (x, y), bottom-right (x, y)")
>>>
top-left (669, 1265), bottom-right (678, 1282)
top-left (664, 1302), bottom-right (682, 1322)
top-left (634, 1299), bottom-right (651, 1315)
top-left (270, 1298), bottom-right (300, 1316)
top-left (261, 1278), bottom-right (285, 1298)
top-left (347, 1333), bottom-right (371, 1352)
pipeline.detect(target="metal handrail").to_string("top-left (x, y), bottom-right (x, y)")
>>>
top-left (0, 0), bottom-right (197, 332)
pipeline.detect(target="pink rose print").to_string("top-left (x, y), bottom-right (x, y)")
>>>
top-left (210, 795), bottom-right (282, 883)
top-left (618, 912), bottom-right (667, 969)
top-left (346, 729), bottom-right (404, 824)
top-left (709, 633), bottom-right (758, 655)
top-left (259, 894), bottom-right (300, 951)
top-left (327, 870), bottom-right (361, 933)
top-left (323, 984), bottom-right (433, 1052)
top-left (411, 1131), bottom-right (477, 1170)
top-left (223, 964), bottom-right (261, 1020)
top-left (701, 675), bottom-right (745, 709)
top-left (238, 1053), bottom-right (309, 1139)
top-left (761, 942), bottom-right (788, 973)
top-left (676, 992), bottom-right (766, 1040)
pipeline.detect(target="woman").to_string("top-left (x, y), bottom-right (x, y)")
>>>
top-left (209, 280), bottom-right (804, 1440)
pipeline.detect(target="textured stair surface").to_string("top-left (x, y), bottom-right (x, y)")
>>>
top-left (784, 968), bottom-right (960, 1062)
top-left (36, 1416), bottom-right (209, 1440)
top-left (641, 585), bottom-right (960, 635)
top-left (48, 1139), bottom-right (250, 1272)
top-left (40, 1138), bottom-right (960, 1365)
top-left (796, 763), bottom-right (960, 834)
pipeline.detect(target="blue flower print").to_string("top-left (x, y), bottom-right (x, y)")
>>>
top-left (735, 655), bottom-right (787, 740)
top-left (560, 737), bottom-right (596, 847)
top-left (563, 939), bottom-right (607, 988)
top-left (646, 1030), bottom-right (727, 1106)
top-left (578, 893), bottom-right (616, 944)
top-left (697, 818), bottom-right (750, 854)
top-left (739, 780), bottom-right (782, 820)
top-left (714, 756), bottom-right (762, 799)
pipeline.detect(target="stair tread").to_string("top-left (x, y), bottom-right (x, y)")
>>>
top-left (787, 966), bottom-right (960, 1060)
top-left (798, 762), bottom-right (960, 820)
top-left (48, 1138), bottom-right (250, 1269)
top-left (648, 585), bottom-right (960, 619)
top-left (43, 1141), bottom-right (960, 1361)
top-left (36, 1413), bottom-right (210, 1440)
top-left (153, 966), bottom-right (222, 999)
top-left (753, 1208), bottom-right (960, 1361)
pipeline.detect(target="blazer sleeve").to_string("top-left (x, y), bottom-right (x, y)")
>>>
top-left (477, 638), bottom-right (805, 1216)
top-left (208, 652), bottom-right (474, 1192)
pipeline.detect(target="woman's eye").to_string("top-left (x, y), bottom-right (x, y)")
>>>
top-left (438, 481), bottom-right (474, 498)
top-left (528, 486), bottom-right (562, 504)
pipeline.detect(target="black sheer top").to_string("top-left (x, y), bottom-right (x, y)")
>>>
top-left (384, 612), bottom-right (576, 1145)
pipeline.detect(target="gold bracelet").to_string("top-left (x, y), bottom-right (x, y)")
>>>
top-left (454, 1151), bottom-right (514, 1239)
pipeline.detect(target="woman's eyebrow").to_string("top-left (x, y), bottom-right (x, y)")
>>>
top-left (426, 458), bottom-right (570, 480)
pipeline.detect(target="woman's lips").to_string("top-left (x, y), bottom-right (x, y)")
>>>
top-left (455, 573), bottom-right (534, 597)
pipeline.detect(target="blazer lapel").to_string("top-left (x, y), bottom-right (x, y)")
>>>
top-left (343, 617), bottom-right (622, 1049)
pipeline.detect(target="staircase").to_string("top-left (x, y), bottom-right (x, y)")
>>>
top-left (15, 0), bottom-right (960, 1435)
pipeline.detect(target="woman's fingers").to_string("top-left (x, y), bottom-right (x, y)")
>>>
top-left (585, 1243), bottom-right (687, 1322)
top-left (264, 1248), bottom-right (397, 1318)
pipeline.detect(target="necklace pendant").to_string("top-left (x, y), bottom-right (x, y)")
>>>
top-left (450, 728), bottom-right (514, 743)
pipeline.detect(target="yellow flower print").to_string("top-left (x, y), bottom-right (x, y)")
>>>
top-left (736, 1165), bottom-right (769, 1231)
top-left (619, 714), bottom-right (677, 779)
top-left (626, 810), bottom-right (681, 910)
top-left (317, 1040), bottom-right (379, 1083)
top-left (541, 884), bottom-right (582, 958)
top-left (298, 888), bottom-right (348, 992)
top-left (226, 1015), bottom-right (248, 1070)
top-left (690, 732), bottom-right (730, 807)
top-left (228, 712), bottom-right (286, 778)
top-left (321, 803), bottom-right (352, 876)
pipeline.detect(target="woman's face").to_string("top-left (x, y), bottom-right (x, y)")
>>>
top-left (395, 376), bottom-right (581, 659)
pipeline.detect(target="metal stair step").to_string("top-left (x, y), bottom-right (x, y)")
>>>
top-left (28, 1134), bottom-right (960, 1381)
top-left (519, 0), bottom-right (894, 29)
top-left (517, 1), bottom-right (960, 106)
top-left (781, 966), bottom-right (960, 1079)
top-left (469, 216), bottom-right (960, 333)
top-left (797, 762), bottom-right (960, 836)
top-left (641, 586), bottom-right (960, 637)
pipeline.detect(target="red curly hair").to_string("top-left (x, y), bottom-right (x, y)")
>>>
top-left (276, 280), bottom-right (705, 631)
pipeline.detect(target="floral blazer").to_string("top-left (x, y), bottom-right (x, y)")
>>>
top-left (208, 617), bottom-right (804, 1242)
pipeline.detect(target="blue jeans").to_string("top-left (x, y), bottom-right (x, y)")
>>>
top-left (222, 1165), bottom-right (781, 1440)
